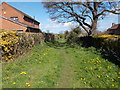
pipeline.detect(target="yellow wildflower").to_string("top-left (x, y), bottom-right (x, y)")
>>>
top-left (84, 82), bottom-right (86, 84)
top-left (84, 78), bottom-right (86, 80)
top-left (80, 78), bottom-right (83, 80)
top-left (6, 77), bottom-right (9, 79)
top-left (13, 82), bottom-right (16, 85)
top-left (112, 79), bottom-right (115, 81)
top-left (27, 84), bottom-right (31, 87)
top-left (97, 75), bottom-right (100, 78)
top-left (26, 83), bottom-right (29, 85)
top-left (106, 75), bottom-right (109, 78)
top-left (112, 84), bottom-right (115, 87)
top-left (118, 77), bottom-right (120, 78)
top-left (20, 72), bottom-right (26, 75)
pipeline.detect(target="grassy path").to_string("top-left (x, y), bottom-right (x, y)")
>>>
top-left (55, 49), bottom-right (75, 88)
top-left (2, 40), bottom-right (120, 88)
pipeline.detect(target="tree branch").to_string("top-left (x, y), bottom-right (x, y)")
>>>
top-left (97, 10), bottom-right (120, 17)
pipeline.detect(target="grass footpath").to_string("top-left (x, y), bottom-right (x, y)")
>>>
top-left (2, 40), bottom-right (120, 88)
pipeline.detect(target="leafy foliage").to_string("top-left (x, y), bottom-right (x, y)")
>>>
top-left (0, 30), bottom-right (19, 61)
top-left (67, 26), bottom-right (82, 43)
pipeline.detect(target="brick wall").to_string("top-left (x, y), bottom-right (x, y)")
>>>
top-left (1, 2), bottom-right (40, 31)
top-left (2, 2), bottom-right (24, 22)
top-left (1, 17), bottom-right (27, 31)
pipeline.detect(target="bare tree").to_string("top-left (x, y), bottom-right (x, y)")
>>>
top-left (42, 1), bottom-right (120, 36)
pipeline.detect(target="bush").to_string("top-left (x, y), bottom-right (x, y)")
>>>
top-left (67, 26), bottom-right (82, 43)
top-left (0, 30), bottom-right (19, 61)
top-left (0, 30), bottom-right (46, 61)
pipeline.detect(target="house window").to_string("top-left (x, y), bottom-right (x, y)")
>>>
top-left (32, 22), bottom-right (35, 27)
top-left (10, 17), bottom-right (18, 21)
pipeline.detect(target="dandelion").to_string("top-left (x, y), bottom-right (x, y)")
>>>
top-left (13, 82), bottom-right (16, 85)
top-left (26, 83), bottom-right (29, 85)
top-left (27, 84), bottom-right (31, 87)
top-left (80, 78), bottom-right (83, 80)
top-left (90, 67), bottom-right (93, 70)
top-left (20, 72), bottom-right (26, 75)
top-left (97, 75), bottom-right (100, 78)
top-left (118, 77), bottom-right (120, 78)
top-left (106, 75), bottom-right (109, 78)
top-left (112, 84), bottom-right (115, 87)
top-left (84, 82), bottom-right (86, 84)
top-left (112, 79), bottom-right (115, 81)
top-left (6, 77), bottom-right (9, 79)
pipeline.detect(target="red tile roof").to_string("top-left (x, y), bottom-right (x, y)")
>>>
top-left (2, 2), bottom-right (40, 24)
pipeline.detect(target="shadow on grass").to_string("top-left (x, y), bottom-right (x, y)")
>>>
top-left (75, 36), bottom-right (120, 67)
top-left (46, 40), bottom-right (67, 49)
top-left (46, 38), bottom-right (120, 67)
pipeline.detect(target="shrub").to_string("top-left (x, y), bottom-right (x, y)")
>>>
top-left (0, 30), bottom-right (19, 61)
top-left (0, 30), bottom-right (46, 61)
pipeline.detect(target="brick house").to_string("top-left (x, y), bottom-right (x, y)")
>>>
top-left (104, 23), bottom-right (120, 35)
top-left (0, 2), bottom-right (41, 33)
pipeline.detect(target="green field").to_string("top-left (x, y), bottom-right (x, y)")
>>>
top-left (2, 40), bottom-right (120, 88)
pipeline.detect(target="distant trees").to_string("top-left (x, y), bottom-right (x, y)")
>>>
top-left (66, 26), bottom-right (82, 42)
top-left (43, 1), bottom-right (120, 36)
top-left (64, 30), bottom-right (69, 39)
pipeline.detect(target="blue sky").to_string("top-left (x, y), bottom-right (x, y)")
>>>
top-left (1, 2), bottom-right (119, 33)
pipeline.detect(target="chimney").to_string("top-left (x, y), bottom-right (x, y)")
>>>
top-left (33, 16), bottom-right (35, 19)
top-left (112, 23), bottom-right (115, 26)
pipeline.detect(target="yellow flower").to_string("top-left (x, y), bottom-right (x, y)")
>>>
top-left (6, 77), bottom-right (9, 79)
top-left (112, 84), bottom-right (115, 87)
top-left (26, 83), bottom-right (29, 85)
top-left (13, 82), bottom-right (16, 85)
top-left (106, 75), bottom-right (109, 78)
top-left (118, 77), bottom-right (120, 78)
top-left (20, 72), bottom-right (26, 74)
top-left (97, 75), bottom-right (100, 78)
top-left (27, 84), bottom-right (31, 87)
top-left (80, 78), bottom-right (82, 80)
top-left (84, 82), bottom-right (86, 84)
top-left (118, 72), bottom-right (120, 74)
top-left (112, 79), bottom-right (115, 81)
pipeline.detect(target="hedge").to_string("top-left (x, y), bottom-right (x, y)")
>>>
top-left (67, 35), bottom-right (120, 66)
top-left (0, 30), bottom-right (55, 61)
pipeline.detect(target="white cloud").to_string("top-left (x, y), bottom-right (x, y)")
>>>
top-left (41, 18), bottom-right (76, 33)
top-left (97, 13), bottom-right (118, 32)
